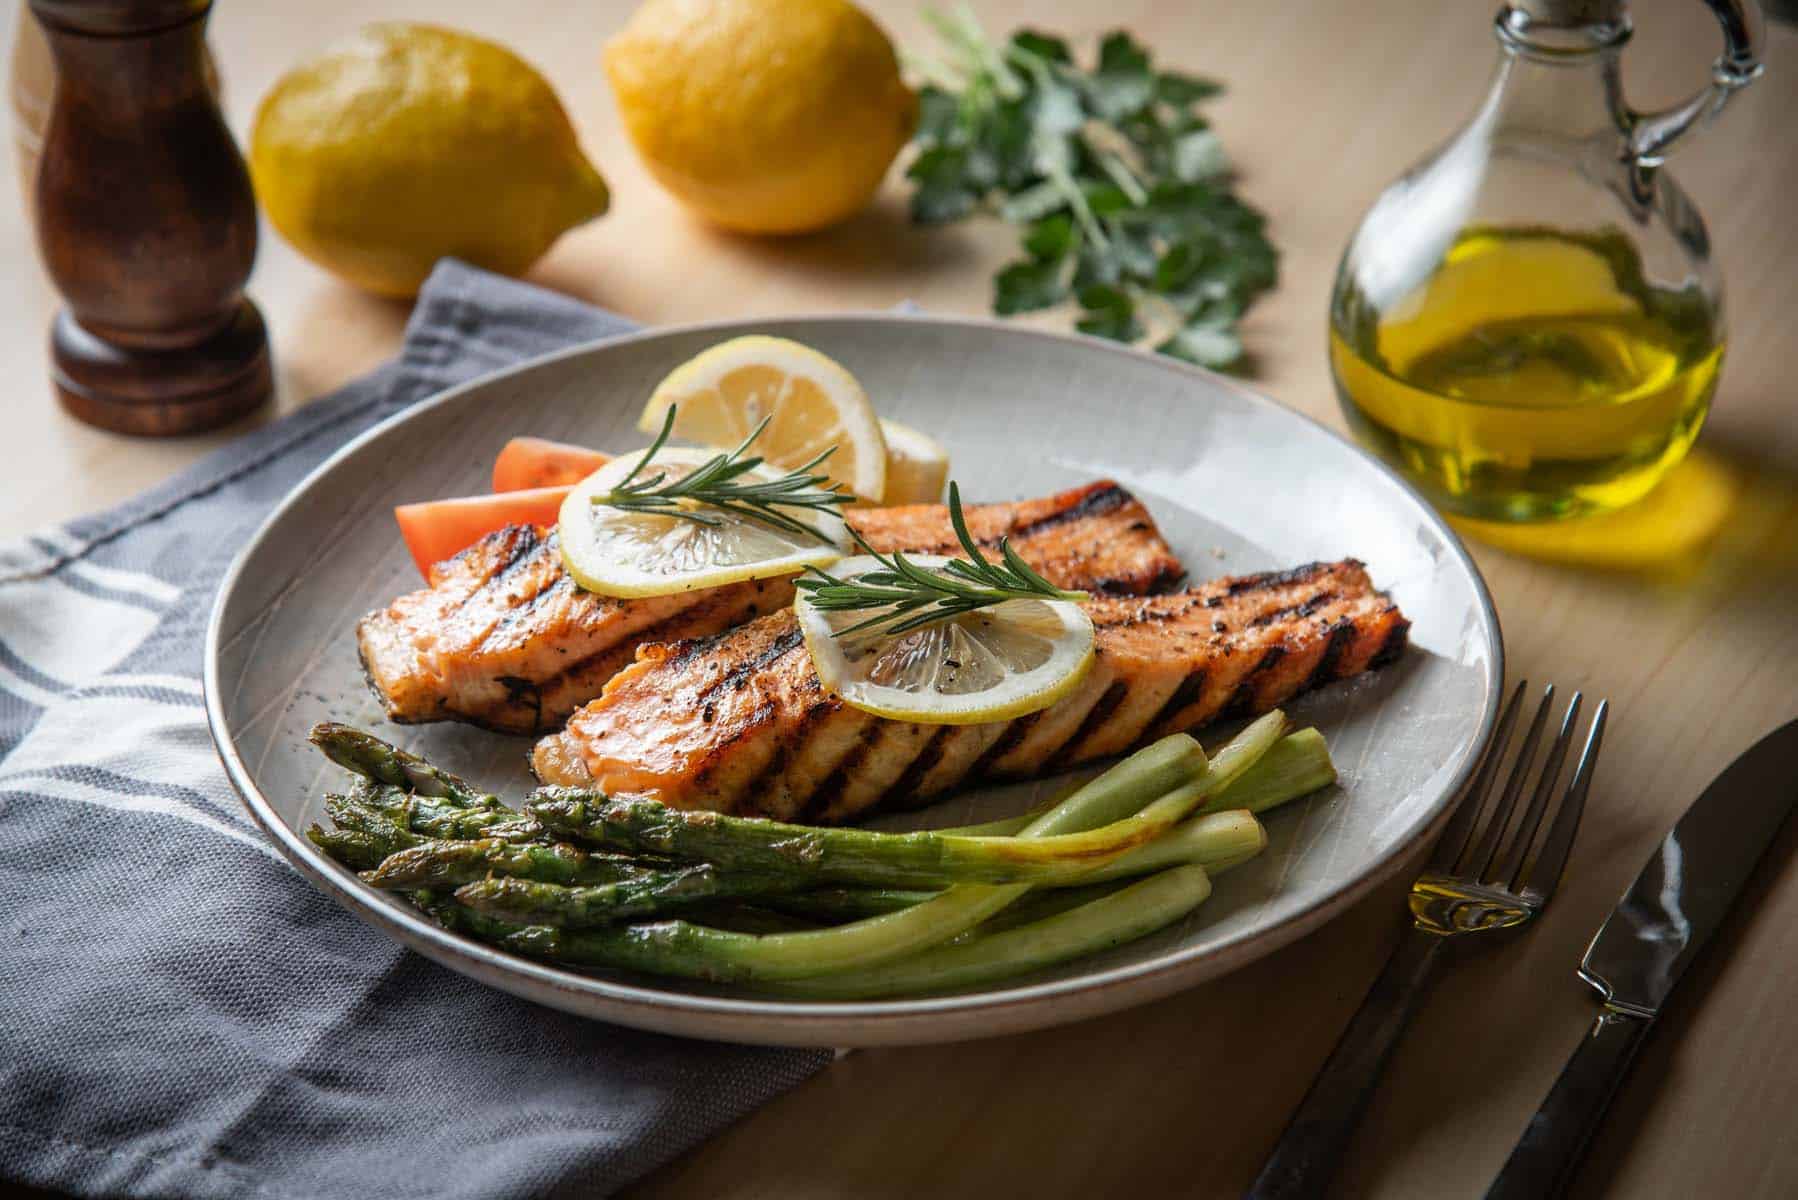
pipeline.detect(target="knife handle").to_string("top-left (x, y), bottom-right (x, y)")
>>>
top-left (1485, 1007), bottom-right (1652, 1200)
top-left (1246, 925), bottom-right (1448, 1200)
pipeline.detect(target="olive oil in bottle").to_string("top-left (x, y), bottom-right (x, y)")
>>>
top-left (1330, 226), bottom-right (1723, 522)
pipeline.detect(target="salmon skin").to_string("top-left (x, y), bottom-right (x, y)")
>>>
top-left (357, 481), bottom-right (1183, 735)
top-left (532, 559), bottom-right (1411, 822)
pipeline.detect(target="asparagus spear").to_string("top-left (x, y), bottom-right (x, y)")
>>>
top-left (403, 800), bottom-right (530, 841)
top-left (309, 723), bottom-right (501, 809)
top-left (771, 866), bottom-right (1215, 999)
top-left (763, 808), bottom-right (1273, 926)
top-left (454, 868), bottom-right (794, 927)
top-left (1205, 727), bottom-right (1336, 815)
top-left (522, 724), bottom-right (1274, 890)
top-left (678, 903), bottom-right (827, 935)
top-left (307, 825), bottom-right (399, 871)
top-left (324, 789), bottom-right (419, 847)
top-left (363, 837), bottom-right (647, 890)
top-left (938, 728), bottom-right (1335, 837)
top-left (790, 714), bottom-right (1272, 971)
top-left (410, 729), bottom-right (1225, 982)
top-left (761, 887), bottom-right (941, 922)
top-left (1079, 809), bottom-right (1267, 884)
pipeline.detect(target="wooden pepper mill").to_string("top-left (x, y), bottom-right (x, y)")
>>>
top-left (30, 0), bottom-right (271, 435)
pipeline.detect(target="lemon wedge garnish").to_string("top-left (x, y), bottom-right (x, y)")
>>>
top-left (559, 447), bottom-right (846, 598)
top-left (875, 418), bottom-right (950, 505)
top-left (795, 555), bottom-right (1095, 724)
top-left (637, 336), bottom-right (888, 501)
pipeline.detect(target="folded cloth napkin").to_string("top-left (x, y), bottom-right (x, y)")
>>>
top-left (0, 260), bottom-right (832, 1200)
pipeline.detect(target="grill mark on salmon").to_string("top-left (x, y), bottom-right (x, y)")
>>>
top-left (462, 525), bottom-right (543, 611)
top-left (801, 718), bottom-right (881, 822)
top-left (1370, 606), bottom-right (1412, 667)
top-left (1303, 619), bottom-right (1357, 691)
top-left (1010, 482), bottom-right (1128, 535)
top-left (701, 629), bottom-right (805, 704)
top-left (1220, 645), bottom-right (1286, 720)
top-left (878, 726), bottom-right (955, 810)
top-left (535, 559), bottom-right (1410, 820)
top-left (1227, 562), bottom-right (1332, 595)
top-left (1144, 668), bottom-right (1207, 739)
top-left (965, 710), bottom-right (1043, 780)
top-left (358, 480), bottom-right (1181, 735)
top-left (1046, 680), bottom-right (1130, 769)
top-left (1248, 590), bottom-right (1337, 627)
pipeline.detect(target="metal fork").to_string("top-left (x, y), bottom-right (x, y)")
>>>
top-left (1246, 681), bottom-right (1609, 1200)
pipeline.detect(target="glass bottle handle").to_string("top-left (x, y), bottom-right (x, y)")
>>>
top-left (1626, 0), bottom-right (1764, 165)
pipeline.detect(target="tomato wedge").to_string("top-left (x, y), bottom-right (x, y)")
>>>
top-left (394, 486), bottom-right (572, 578)
top-left (492, 437), bottom-right (611, 492)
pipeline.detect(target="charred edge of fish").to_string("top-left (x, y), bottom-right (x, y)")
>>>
top-left (878, 726), bottom-right (954, 809)
top-left (1220, 645), bottom-right (1287, 720)
top-left (1249, 590), bottom-right (1340, 628)
top-left (1088, 562), bottom-right (1188, 597)
top-left (494, 675), bottom-right (545, 733)
top-left (1145, 564), bottom-right (1188, 595)
top-left (1368, 606), bottom-right (1411, 668)
top-left (1303, 619), bottom-right (1359, 690)
top-left (1046, 680), bottom-right (1130, 771)
top-left (966, 710), bottom-right (1045, 780)
top-left (1089, 593), bottom-right (1212, 629)
top-left (698, 628), bottom-right (806, 705)
top-left (1145, 668), bottom-right (1209, 738)
top-left (800, 715), bottom-right (880, 822)
top-left (447, 523), bottom-right (544, 605)
top-left (1007, 481), bottom-right (1134, 539)
top-left (661, 625), bottom-right (742, 673)
top-left (1224, 561), bottom-right (1335, 597)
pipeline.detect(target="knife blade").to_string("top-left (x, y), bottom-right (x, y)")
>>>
top-left (1581, 716), bottom-right (1798, 1015)
top-left (1487, 717), bottom-right (1798, 1200)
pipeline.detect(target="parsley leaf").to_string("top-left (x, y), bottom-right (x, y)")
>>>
top-left (906, 11), bottom-right (1277, 369)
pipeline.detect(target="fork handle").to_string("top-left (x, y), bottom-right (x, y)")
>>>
top-left (1246, 925), bottom-right (1448, 1200)
top-left (1484, 1007), bottom-right (1652, 1200)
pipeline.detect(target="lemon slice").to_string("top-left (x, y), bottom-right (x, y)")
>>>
top-left (559, 447), bottom-right (847, 598)
top-left (795, 555), bottom-right (1095, 724)
top-left (637, 336), bottom-right (888, 501)
top-left (876, 418), bottom-right (950, 505)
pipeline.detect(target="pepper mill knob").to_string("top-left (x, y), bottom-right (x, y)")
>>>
top-left (30, 0), bottom-right (271, 435)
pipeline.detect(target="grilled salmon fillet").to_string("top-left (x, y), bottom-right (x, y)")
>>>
top-left (358, 480), bottom-right (1183, 735)
top-left (531, 559), bottom-right (1411, 821)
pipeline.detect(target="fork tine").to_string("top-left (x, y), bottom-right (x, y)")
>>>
top-left (1489, 693), bottom-right (1583, 887)
top-left (1463, 684), bottom-right (1557, 878)
top-left (1517, 699), bottom-right (1607, 903)
top-left (1429, 680), bottom-right (1528, 873)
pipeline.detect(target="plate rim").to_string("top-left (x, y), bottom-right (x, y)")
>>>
top-left (204, 310), bottom-right (1504, 1045)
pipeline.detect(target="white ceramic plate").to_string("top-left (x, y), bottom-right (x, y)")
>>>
top-left (205, 315), bottom-right (1502, 1047)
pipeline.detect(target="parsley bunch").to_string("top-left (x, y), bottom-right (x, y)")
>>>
top-left (905, 7), bottom-right (1277, 367)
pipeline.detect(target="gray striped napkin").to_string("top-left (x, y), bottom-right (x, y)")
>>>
top-left (0, 260), bottom-right (830, 1200)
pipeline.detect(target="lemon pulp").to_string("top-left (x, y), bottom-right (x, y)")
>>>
top-left (796, 556), bottom-right (1094, 724)
top-left (559, 447), bottom-right (845, 598)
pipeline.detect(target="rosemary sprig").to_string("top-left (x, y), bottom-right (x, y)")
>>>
top-left (596, 406), bottom-right (852, 544)
top-left (797, 482), bottom-right (1088, 638)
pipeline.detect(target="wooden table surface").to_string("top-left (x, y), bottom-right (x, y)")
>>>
top-left (5, 1), bottom-right (1796, 1196)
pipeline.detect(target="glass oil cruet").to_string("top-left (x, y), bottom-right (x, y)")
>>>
top-left (1329, 0), bottom-right (1764, 522)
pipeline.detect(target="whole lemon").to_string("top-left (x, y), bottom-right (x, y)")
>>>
top-left (605, 0), bottom-right (915, 235)
top-left (251, 24), bottom-right (608, 297)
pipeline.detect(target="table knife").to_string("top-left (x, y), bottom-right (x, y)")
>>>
top-left (1486, 717), bottom-right (1798, 1200)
